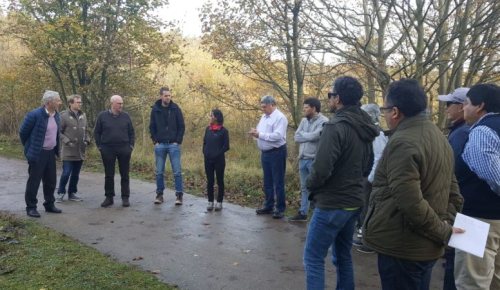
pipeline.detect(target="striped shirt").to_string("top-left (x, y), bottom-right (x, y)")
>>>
top-left (462, 113), bottom-right (500, 194)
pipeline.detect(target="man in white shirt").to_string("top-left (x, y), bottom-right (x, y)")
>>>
top-left (249, 95), bottom-right (288, 219)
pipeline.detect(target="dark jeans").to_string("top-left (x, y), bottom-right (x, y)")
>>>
top-left (100, 145), bottom-right (132, 197)
top-left (443, 248), bottom-right (456, 290)
top-left (57, 160), bottom-right (83, 194)
top-left (378, 253), bottom-right (436, 290)
top-left (204, 156), bottom-right (225, 202)
top-left (261, 145), bottom-right (287, 213)
top-left (25, 149), bottom-right (57, 210)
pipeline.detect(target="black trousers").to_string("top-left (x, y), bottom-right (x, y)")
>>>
top-left (204, 156), bottom-right (225, 202)
top-left (357, 178), bottom-right (372, 228)
top-left (100, 145), bottom-right (132, 197)
top-left (25, 149), bottom-right (57, 210)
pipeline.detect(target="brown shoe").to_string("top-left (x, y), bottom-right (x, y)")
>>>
top-left (154, 194), bottom-right (164, 204)
top-left (122, 197), bottom-right (130, 207)
top-left (101, 197), bottom-right (114, 208)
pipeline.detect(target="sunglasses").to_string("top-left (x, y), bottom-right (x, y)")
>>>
top-left (328, 92), bottom-right (338, 99)
top-left (446, 101), bottom-right (462, 107)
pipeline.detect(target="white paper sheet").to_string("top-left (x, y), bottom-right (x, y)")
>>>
top-left (448, 213), bottom-right (490, 258)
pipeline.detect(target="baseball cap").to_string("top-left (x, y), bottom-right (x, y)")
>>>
top-left (438, 87), bottom-right (470, 103)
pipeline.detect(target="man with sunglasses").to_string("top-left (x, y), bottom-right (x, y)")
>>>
top-left (303, 76), bottom-right (379, 289)
top-left (437, 87), bottom-right (470, 290)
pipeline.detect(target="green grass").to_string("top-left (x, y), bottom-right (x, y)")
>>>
top-left (0, 211), bottom-right (174, 289)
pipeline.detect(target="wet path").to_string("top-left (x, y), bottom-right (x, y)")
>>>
top-left (0, 156), bottom-right (445, 289)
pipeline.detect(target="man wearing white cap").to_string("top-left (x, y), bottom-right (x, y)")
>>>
top-left (438, 87), bottom-right (470, 290)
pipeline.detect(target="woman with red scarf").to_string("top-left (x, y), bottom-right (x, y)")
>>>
top-left (203, 109), bottom-right (230, 211)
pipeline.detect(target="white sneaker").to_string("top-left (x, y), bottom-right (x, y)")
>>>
top-left (55, 193), bottom-right (65, 203)
top-left (214, 202), bottom-right (223, 211)
top-left (207, 202), bottom-right (214, 211)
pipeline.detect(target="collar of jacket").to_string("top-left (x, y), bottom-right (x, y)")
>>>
top-left (395, 113), bottom-right (428, 131)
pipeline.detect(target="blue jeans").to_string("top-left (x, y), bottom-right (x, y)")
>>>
top-left (155, 143), bottom-right (183, 194)
top-left (378, 253), bottom-right (436, 290)
top-left (299, 159), bottom-right (313, 215)
top-left (261, 145), bottom-right (287, 212)
top-left (57, 160), bottom-right (83, 194)
top-left (304, 207), bottom-right (360, 290)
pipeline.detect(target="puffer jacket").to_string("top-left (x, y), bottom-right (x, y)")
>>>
top-left (306, 105), bottom-right (379, 209)
top-left (363, 114), bottom-right (463, 261)
top-left (59, 109), bottom-right (90, 160)
top-left (19, 106), bottom-right (60, 163)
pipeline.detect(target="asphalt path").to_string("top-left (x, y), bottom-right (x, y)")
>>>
top-left (0, 156), bottom-right (446, 289)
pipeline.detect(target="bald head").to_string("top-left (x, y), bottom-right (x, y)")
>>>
top-left (110, 95), bottom-right (124, 115)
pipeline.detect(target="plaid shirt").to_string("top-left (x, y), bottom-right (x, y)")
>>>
top-left (462, 113), bottom-right (500, 194)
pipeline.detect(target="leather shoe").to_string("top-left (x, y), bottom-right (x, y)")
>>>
top-left (101, 197), bottom-right (114, 207)
top-left (256, 208), bottom-right (273, 215)
top-left (45, 205), bottom-right (62, 214)
top-left (27, 209), bottom-right (41, 218)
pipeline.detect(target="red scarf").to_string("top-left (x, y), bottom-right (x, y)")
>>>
top-left (209, 124), bottom-right (223, 131)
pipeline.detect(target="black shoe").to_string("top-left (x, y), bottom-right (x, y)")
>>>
top-left (256, 208), bottom-right (273, 215)
top-left (175, 194), bottom-right (183, 206)
top-left (289, 213), bottom-right (307, 222)
top-left (27, 208), bottom-right (41, 218)
top-left (356, 245), bottom-right (375, 254)
top-left (101, 197), bottom-right (114, 207)
top-left (272, 211), bottom-right (285, 219)
top-left (45, 205), bottom-right (62, 213)
top-left (122, 197), bottom-right (130, 207)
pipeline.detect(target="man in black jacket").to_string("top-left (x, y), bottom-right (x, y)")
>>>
top-left (303, 76), bottom-right (378, 290)
top-left (149, 86), bottom-right (185, 205)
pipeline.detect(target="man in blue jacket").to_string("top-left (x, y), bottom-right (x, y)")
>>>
top-left (19, 90), bottom-right (63, 217)
top-left (149, 86), bottom-right (185, 206)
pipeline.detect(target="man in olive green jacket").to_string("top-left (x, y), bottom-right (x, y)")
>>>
top-left (56, 94), bottom-right (90, 202)
top-left (363, 79), bottom-right (464, 290)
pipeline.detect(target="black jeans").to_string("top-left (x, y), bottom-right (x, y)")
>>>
top-left (100, 145), bottom-right (132, 197)
top-left (25, 149), bottom-right (57, 210)
top-left (204, 155), bottom-right (225, 202)
top-left (378, 253), bottom-right (436, 290)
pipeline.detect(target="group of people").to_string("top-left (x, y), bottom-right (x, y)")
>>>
top-left (18, 77), bottom-right (500, 290)
top-left (19, 86), bottom-right (229, 216)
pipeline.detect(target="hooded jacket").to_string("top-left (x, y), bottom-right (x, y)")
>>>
top-left (149, 99), bottom-right (185, 144)
top-left (363, 115), bottom-right (463, 261)
top-left (306, 105), bottom-right (379, 209)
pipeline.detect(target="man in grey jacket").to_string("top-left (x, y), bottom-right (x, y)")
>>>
top-left (57, 94), bottom-right (90, 202)
top-left (289, 97), bottom-right (328, 222)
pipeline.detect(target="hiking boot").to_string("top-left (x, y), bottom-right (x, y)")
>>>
top-left (289, 212), bottom-right (307, 222)
top-left (175, 193), bottom-right (183, 205)
top-left (55, 193), bottom-right (65, 203)
top-left (356, 245), bottom-right (375, 254)
top-left (68, 193), bottom-right (83, 201)
top-left (101, 197), bottom-right (114, 207)
top-left (154, 194), bottom-right (164, 204)
top-left (122, 197), bottom-right (130, 207)
top-left (44, 205), bottom-right (62, 213)
top-left (214, 202), bottom-right (223, 211)
top-left (272, 211), bottom-right (285, 219)
top-left (207, 201), bottom-right (214, 211)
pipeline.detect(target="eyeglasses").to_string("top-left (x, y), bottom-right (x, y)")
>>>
top-left (328, 92), bottom-right (338, 99)
top-left (446, 101), bottom-right (462, 107)
top-left (380, 106), bottom-right (395, 113)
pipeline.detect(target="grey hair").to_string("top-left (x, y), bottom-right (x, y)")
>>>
top-left (67, 94), bottom-right (81, 104)
top-left (41, 90), bottom-right (60, 105)
top-left (361, 103), bottom-right (381, 125)
top-left (110, 95), bottom-right (122, 103)
top-left (260, 95), bottom-right (276, 105)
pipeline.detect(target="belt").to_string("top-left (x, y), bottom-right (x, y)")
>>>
top-left (262, 144), bottom-right (286, 153)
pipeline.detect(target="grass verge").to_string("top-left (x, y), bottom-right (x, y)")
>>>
top-left (0, 211), bottom-right (174, 289)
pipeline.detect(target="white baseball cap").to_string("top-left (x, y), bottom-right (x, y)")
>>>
top-left (438, 87), bottom-right (470, 103)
